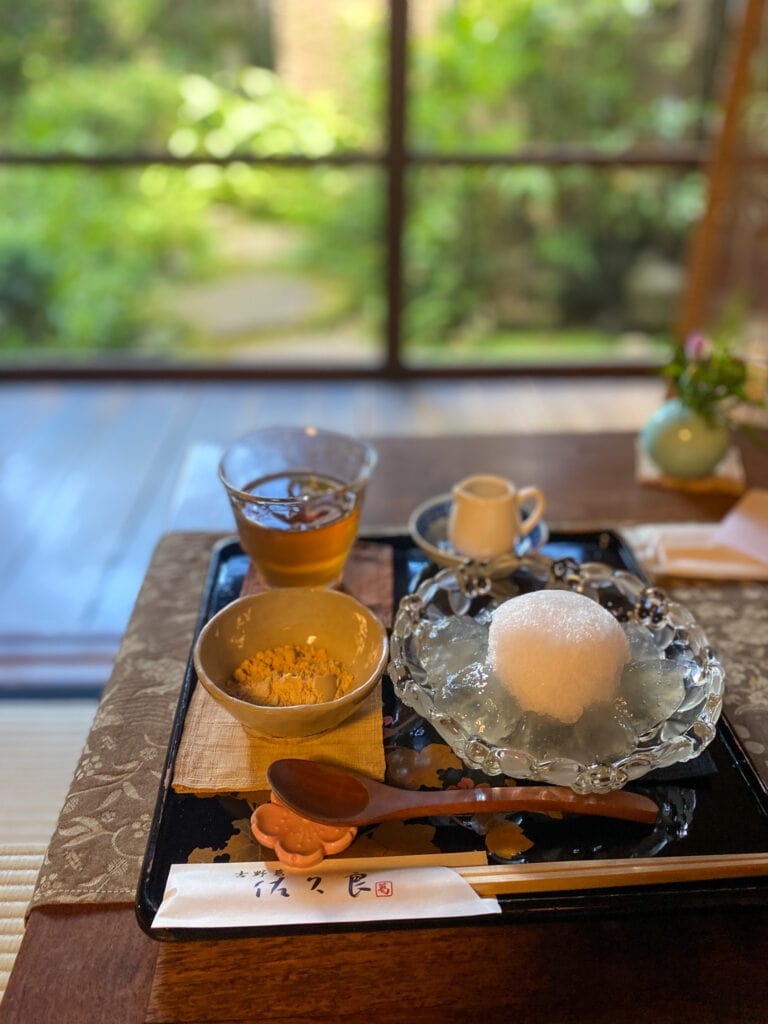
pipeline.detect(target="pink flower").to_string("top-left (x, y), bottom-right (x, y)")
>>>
top-left (684, 332), bottom-right (713, 362)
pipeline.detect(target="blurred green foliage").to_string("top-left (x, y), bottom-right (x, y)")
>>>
top-left (400, 0), bottom-right (719, 345)
top-left (0, 62), bottom-right (210, 353)
top-left (0, 0), bottom-right (725, 358)
top-left (0, 162), bottom-right (210, 352)
top-left (10, 62), bottom-right (181, 152)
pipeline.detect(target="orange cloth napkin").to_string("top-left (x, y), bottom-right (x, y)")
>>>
top-left (625, 491), bottom-right (768, 580)
top-left (172, 541), bottom-right (393, 794)
top-left (712, 488), bottom-right (768, 565)
top-left (653, 524), bottom-right (768, 580)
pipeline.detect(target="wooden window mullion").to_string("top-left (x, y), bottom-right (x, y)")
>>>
top-left (384, 0), bottom-right (408, 377)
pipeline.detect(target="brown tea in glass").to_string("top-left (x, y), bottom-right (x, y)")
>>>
top-left (219, 427), bottom-right (376, 588)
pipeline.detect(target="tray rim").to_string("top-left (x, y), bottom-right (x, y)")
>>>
top-left (135, 531), bottom-right (768, 942)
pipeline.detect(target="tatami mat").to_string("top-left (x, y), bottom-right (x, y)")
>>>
top-left (0, 701), bottom-right (97, 844)
top-left (0, 844), bottom-right (47, 1002)
top-left (0, 700), bottom-right (97, 1003)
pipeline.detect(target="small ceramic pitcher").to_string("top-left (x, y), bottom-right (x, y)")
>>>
top-left (448, 474), bottom-right (545, 561)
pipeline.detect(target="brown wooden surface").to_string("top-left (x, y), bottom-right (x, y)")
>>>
top-left (3, 431), bottom-right (768, 1024)
top-left (147, 912), bottom-right (768, 1024)
top-left (363, 431), bottom-right (768, 530)
top-left (0, 907), bottom-right (158, 1024)
top-left (0, 382), bottom-right (663, 656)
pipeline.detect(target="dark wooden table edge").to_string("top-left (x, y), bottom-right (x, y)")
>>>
top-left (6, 898), bottom-right (768, 1024)
top-left (0, 904), bottom-right (157, 1024)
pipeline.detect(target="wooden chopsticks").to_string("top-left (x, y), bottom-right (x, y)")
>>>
top-left (458, 853), bottom-right (768, 896)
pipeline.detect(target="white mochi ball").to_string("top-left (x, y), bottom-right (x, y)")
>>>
top-left (488, 590), bottom-right (630, 724)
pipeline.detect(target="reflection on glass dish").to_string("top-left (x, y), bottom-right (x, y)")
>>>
top-left (388, 556), bottom-right (724, 794)
top-left (408, 494), bottom-right (548, 569)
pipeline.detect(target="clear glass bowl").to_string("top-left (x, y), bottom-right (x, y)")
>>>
top-left (388, 555), bottom-right (725, 794)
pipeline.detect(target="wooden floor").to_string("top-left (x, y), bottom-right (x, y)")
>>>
top-left (0, 376), bottom-right (663, 692)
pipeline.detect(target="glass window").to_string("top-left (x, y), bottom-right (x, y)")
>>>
top-left (4, 0), bottom-right (385, 158)
top-left (0, 164), bottom-right (384, 368)
top-left (0, 0), bottom-right (745, 375)
top-left (402, 163), bottom-right (705, 368)
top-left (409, 0), bottom-right (724, 154)
top-left (1, 1), bottom-right (386, 369)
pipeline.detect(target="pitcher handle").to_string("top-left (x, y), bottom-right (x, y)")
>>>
top-left (517, 486), bottom-right (545, 536)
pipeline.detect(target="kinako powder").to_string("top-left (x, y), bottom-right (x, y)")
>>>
top-left (227, 643), bottom-right (356, 707)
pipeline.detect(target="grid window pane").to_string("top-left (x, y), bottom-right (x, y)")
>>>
top-left (0, 164), bottom-right (384, 367)
top-left (3, 0), bottom-right (385, 158)
top-left (402, 164), bottom-right (705, 367)
top-left (408, 0), bottom-right (726, 154)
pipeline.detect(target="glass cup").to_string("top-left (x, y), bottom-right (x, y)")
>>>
top-left (218, 426), bottom-right (377, 587)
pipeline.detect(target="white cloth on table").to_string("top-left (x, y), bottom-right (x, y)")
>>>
top-left (630, 489), bottom-right (768, 580)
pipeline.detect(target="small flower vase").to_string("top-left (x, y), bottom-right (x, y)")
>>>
top-left (641, 397), bottom-right (731, 479)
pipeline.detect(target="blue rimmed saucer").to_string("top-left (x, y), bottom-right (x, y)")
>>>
top-left (408, 493), bottom-right (549, 569)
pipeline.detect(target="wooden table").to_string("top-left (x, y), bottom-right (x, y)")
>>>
top-left (4, 432), bottom-right (768, 1024)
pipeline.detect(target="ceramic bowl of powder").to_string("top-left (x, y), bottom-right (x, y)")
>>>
top-left (194, 588), bottom-right (388, 738)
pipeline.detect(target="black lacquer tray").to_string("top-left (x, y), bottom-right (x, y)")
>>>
top-left (136, 531), bottom-right (768, 940)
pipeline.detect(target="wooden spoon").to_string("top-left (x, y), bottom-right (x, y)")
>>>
top-left (266, 758), bottom-right (659, 827)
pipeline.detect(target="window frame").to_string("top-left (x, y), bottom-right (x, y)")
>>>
top-left (0, 0), bottom-right (730, 383)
